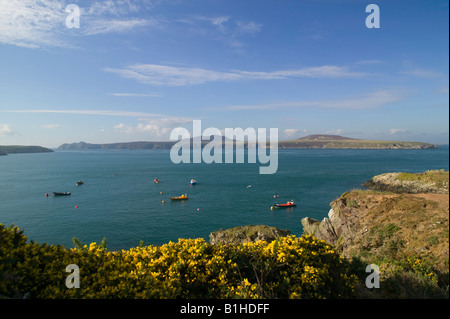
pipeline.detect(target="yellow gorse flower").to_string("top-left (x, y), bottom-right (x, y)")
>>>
top-left (0, 223), bottom-right (359, 299)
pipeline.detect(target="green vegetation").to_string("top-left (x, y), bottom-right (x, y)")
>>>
top-left (0, 223), bottom-right (357, 299)
top-left (279, 135), bottom-right (438, 149)
top-left (397, 170), bottom-right (449, 189)
top-left (337, 191), bottom-right (449, 298)
top-left (0, 145), bottom-right (53, 155)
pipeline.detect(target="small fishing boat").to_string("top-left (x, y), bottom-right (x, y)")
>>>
top-left (274, 200), bottom-right (296, 208)
top-left (53, 192), bottom-right (71, 196)
top-left (76, 181), bottom-right (84, 186)
top-left (171, 194), bottom-right (189, 200)
top-left (190, 179), bottom-right (197, 185)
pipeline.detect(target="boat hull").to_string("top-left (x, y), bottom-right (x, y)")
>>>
top-left (274, 203), bottom-right (296, 208)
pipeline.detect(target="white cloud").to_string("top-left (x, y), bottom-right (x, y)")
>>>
top-left (401, 62), bottom-right (444, 79)
top-left (0, 0), bottom-right (156, 48)
top-left (402, 68), bottom-right (444, 79)
top-left (0, 123), bottom-right (14, 136)
top-left (216, 90), bottom-right (401, 111)
top-left (0, 0), bottom-right (66, 48)
top-left (389, 128), bottom-right (408, 135)
top-left (187, 15), bottom-right (262, 52)
top-left (114, 118), bottom-right (193, 137)
top-left (326, 129), bottom-right (345, 135)
top-left (105, 64), bottom-right (367, 87)
top-left (235, 21), bottom-right (263, 35)
top-left (283, 129), bottom-right (299, 137)
top-left (84, 18), bottom-right (157, 35)
top-left (109, 93), bottom-right (163, 98)
top-left (41, 124), bottom-right (60, 129)
top-left (4, 109), bottom-right (168, 118)
top-left (113, 123), bottom-right (134, 134)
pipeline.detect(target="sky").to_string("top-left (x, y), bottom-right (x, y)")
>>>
top-left (0, 0), bottom-right (448, 148)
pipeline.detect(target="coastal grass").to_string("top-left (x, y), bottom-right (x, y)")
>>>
top-left (397, 169), bottom-right (449, 188)
top-left (338, 190), bottom-right (449, 299)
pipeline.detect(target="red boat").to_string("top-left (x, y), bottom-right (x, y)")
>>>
top-left (274, 200), bottom-right (296, 208)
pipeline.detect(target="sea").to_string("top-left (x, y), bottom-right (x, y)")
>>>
top-left (0, 146), bottom-right (448, 251)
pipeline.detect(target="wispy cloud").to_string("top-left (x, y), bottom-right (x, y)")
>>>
top-left (400, 62), bottom-right (445, 79)
top-left (105, 64), bottom-right (367, 87)
top-left (0, 123), bottom-right (14, 136)
top-left (326, 129), bottom-right (345, 135)
top-left (114, 117), bottom-right (193, 137)
top-left (84, 18), bottom-right (158, 36)
top-left (4, 109), bottom-right (170, 118)
top-left (0, 0), bottom-right (66, 48)
top-left (389, 128), bottom-right (408, 135)
top-left (41, 124), bottom-right (61, 129)
top-left (181, 15), bottom-right (263, 52)
top-left (108, 93), bottom-right (163, 97)
top-left (283, 129), bottom-right (299, 137)
top-left (0, 0), bottom-right (156, 48)
top-left (212, 90), bottom-right (402, 111)
top-left (402, 68), bottom-right (445, 79)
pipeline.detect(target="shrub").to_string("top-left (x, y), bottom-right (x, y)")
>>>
top-left (0, 223), bottom-right (357, 299)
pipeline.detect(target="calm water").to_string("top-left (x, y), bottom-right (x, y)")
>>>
top-left (0, 147), bottom-right (448, 250)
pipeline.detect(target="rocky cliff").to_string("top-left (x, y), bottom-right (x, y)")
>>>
top-left (301, 170), bottom-right (449, 271)
top-left (363, 170), bottom-right (448, 194)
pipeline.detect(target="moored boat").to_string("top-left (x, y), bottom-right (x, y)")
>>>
top-left (154, 178), bottom-right (160, 184)
top-left (76, 181), bottom-right (84, 186)
top-left (190, 179), bottom-right (197, 185)
top-left (53, 192), bottom-right (71, 196)
top-left (171, 194), bottom-right (189, 200)
top-left (274, 200), bottom-right (296, 208)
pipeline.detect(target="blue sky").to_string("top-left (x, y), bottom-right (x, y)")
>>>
top-left (0, 0), bottom-right (448, 147)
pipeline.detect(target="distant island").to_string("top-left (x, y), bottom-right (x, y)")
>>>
top-left (58, 141), bottom-right (175, 150)
top-left (58, 134), bottom-right (438, 150)
top-left (0, 145), bottom-right (54, 156)
top-left (278, 134), bottom-right (438, 149)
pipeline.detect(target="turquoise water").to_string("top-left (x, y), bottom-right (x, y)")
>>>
top-left (0, 147), bottom-right (448, 250)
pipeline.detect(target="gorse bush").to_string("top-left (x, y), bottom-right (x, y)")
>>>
top-left (0, 223), bottom-right (357, 299)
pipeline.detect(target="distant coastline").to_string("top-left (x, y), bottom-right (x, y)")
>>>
top-left (0, 145), bottom-right (54, 156)
top-left (58, 134), bottom-right (438, 150)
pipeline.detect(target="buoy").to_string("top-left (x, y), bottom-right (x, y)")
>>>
top-left (270, 206), bottom-right (274, 210)
top-left (160, 191), bottom-right (163, 194)
top-left (197, 208), bottom-right (200, 211)
top-left (75, 206), bottom-right (79, 209)
top-left (162, 200), bottom-right (165, 203)
top-left (45, 193), bottom-right (49, 197)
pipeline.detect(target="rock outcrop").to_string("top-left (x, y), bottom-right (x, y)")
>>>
top-left (209, 225), bottom-right (290, 245)
top-left (301, 171), bottom-right (449, 270)
top-left (363, 170), bottom-right (449, 194)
